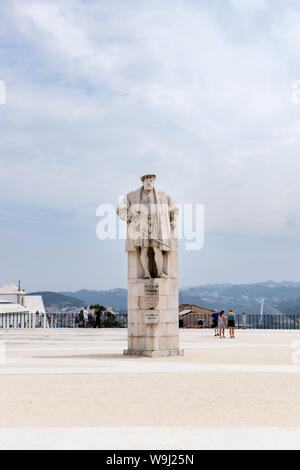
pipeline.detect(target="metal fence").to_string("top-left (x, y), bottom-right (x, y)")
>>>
top-left (179, 313), bottom-right (300, 329)
top-left (2, 312), bottom-right (299, 330)
top-left (48, 313), bottom-right (128, 328)
top-left (243, 314), bottom-right (300, 329)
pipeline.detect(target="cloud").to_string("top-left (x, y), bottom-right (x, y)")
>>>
top-left (0, 0), bottom-right (300, 241)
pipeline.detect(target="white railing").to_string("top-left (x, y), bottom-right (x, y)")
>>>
top-left (0, 313), bottom-right (48, 328)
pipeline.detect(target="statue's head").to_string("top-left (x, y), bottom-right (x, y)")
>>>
top-left (141, 174), bottom-right (156, 191)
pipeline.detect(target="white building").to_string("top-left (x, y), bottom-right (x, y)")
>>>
top-left (24, 295), bottom-right (47, 328)
top-left (0, 283), bottom-right (47, 329)
top-left (0, 299), bottom-right (30, 328)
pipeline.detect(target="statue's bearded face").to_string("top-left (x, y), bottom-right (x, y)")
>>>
top-left (143, 177), bottom-right (156, 191)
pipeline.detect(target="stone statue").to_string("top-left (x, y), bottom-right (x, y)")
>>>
top-left (116, 174), bottom-right (183, 357)
top-left (117, 174), bottom-right (179, 279)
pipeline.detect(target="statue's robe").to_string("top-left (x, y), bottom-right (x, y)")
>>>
top-left (117, 186), bottom-right (178, 252)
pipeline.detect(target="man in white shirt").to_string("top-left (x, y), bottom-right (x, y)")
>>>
top-left (83, 307), bottom-right (89, 328)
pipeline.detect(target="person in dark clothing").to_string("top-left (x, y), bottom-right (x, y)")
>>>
top-left (212, 310), bottom-right (219, 336)
top-left (95, 310), bottom-right (102, 328)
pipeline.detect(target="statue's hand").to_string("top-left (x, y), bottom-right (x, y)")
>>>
top-left (128, 214), bottom-right (139, 225)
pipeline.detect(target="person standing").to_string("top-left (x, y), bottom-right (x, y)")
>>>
top-left (228, 309), bottom-right (236, 338)
top-left (218, 311), bottom-right (226, 338)
top-left (83, 306), bottom-right (89, 328)
top-left (211, 310), bottom-right (219, 336)
top-left (95, 308), bottom-right (102, 328)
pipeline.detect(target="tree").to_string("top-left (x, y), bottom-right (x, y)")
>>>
top-left (90, 304), bottom-right (106, 328)
top-left (89, 305), bottom-right (123, 328)
top-left (75, 309), bottom-right (84, 328)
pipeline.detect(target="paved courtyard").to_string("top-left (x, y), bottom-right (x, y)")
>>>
top-left (0, 328), bottom-right (299, 449)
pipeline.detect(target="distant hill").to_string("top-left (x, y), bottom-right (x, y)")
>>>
top-left (64, 281), bottom-right (300, 314)
top-left (180, 281), bottom-right (300, 314)
top-left (27, 291), bottom-right (84, 308)
top-left (34, 281), bottom-right (300, 313)
top-left (277, 297), bottom-right (300, 315)
top-left (60, 288), bottom-right (127, 311)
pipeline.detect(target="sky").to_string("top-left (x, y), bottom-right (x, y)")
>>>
top-left (1, 0), bottom-right (300, 291)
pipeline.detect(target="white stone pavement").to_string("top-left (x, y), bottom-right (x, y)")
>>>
top-left (1, 427), bottom-right (300, 450)
top-left (0, 328), bottom-right (299, 449)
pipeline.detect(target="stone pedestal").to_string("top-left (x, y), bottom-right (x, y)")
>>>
top-left (124, 251), bottom-right (183, 357)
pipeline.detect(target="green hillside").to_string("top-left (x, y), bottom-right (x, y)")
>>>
top-left (27, 291), bottom-right (84, 308)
